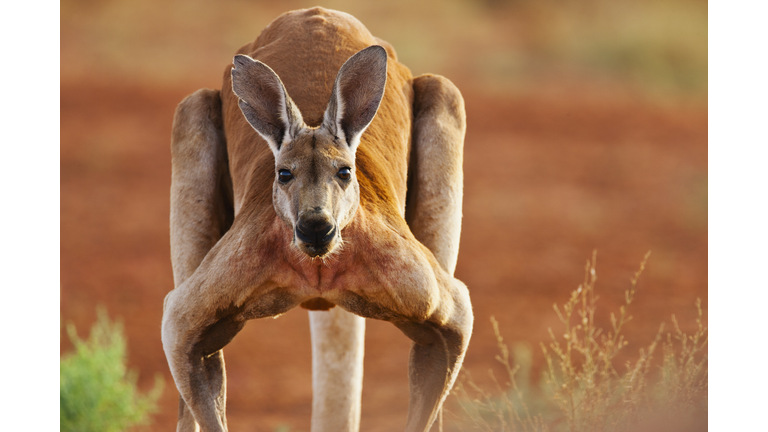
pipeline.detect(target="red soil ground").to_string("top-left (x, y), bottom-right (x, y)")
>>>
top-left (61, 79), bottom-right (706, 431)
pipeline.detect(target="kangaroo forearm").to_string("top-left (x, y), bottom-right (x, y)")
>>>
top-left (178, 351), bottom-right (228, 432)
top-left (395, 312), bottom-right (472, 432)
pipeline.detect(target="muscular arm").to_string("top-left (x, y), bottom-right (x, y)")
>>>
top-left (335, 220), bottom-right (473, 432)
top-left (166, 89), bottom-right (235, 431)
top-left (401, 74), bottom-right (470, 431)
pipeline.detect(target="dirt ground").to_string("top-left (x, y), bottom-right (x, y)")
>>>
top-left (60, 72), bottom-right (706, 430)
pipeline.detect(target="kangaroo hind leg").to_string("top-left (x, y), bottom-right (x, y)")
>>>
top-left (406, 74), bottom-right (466, 275)
top-left (170, 88), bottom-right (234, 287)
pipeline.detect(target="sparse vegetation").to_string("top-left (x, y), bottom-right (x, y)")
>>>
top-left (60, 308), bottom-right (163, 432)
top-left (451, 252), bottom-right (707, 431)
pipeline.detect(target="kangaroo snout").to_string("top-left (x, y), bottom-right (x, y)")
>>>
top-left (295, 210), bottom-right (337, 256)
top-left (296, 218), bottom-right (335, 244)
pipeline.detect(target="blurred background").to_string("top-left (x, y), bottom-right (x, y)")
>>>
top-left (61, 0), bottom-right (707, 430)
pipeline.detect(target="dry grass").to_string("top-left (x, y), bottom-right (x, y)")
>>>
top-left (450, 252), bottom-right (707, 432)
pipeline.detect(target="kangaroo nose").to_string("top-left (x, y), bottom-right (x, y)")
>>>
top-left (296, 217), bottom-right (336, 246)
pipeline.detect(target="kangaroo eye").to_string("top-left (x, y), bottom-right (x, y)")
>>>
top-left (278, 169), bottom-right (293, 183)
top-left (337, 167), bottom-right (351, 180)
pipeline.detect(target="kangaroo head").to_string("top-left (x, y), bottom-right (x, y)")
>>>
top-left (231, 46), bottom-right (387, 258)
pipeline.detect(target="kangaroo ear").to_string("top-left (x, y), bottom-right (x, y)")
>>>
top-left (322, 45), bottom-right (388, 152)
top-left (231, 55), bottom-right (304, 155)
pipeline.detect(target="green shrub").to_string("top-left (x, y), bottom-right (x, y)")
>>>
top-left (60, 308), bottom-right (163, 432)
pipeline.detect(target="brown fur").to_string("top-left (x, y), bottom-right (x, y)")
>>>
top-left (162, 7), bottom-right (470, 432)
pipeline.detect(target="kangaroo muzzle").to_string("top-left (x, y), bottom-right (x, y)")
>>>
top-left (295, 210), bottom-right (337, 257)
